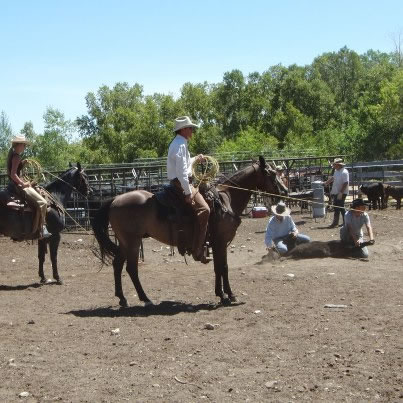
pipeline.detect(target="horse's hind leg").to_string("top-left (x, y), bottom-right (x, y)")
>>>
top-left (126, 238), bottom-right (152, 306)
top-left (49, 233), bottom-right (62, 284)
top-left (113, 253), bottom-right (127, 308)
top-left (38, 239), bottom-right (47, 283)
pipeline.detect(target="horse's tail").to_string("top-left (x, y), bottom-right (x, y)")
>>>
top-left (91, 198), bottom-right (119, 263)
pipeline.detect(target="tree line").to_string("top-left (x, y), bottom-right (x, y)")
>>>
top-left (1, 46), bottom-right (402, 170)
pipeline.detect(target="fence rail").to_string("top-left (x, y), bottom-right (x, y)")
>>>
top-left (2, 156), bottom-right (402, 231)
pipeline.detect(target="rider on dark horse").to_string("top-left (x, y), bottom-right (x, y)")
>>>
top-left (7, 135), bottom-right (51, 239)
top-left (167, 116), bottom-right (210, 264)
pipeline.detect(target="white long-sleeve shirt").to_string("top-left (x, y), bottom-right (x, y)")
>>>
top-left (264, 215), bottom-right (297, 247)
top-left (167, 135), bottom-right (195, 195)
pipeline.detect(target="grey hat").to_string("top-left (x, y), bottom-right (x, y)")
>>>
top-left (271, 201), bottom-right (291, 216)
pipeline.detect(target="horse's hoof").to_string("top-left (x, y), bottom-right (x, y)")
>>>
top-left (119, 299), bottom-right (129, 308)
top-left (55, 278), bottom-right (63, 285)
top-left (221, 297), bottom-right (231, 306)
top-left (40, 278), bottom-right (47, 284)
top-left (229, 295), bottom-right (238, 303)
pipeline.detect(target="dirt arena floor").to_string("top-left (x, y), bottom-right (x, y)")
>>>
top-left (0, 208), bottom-right (402, 402)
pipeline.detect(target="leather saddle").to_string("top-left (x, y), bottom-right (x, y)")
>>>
top-left (0, 188), bottom-right (33, 212)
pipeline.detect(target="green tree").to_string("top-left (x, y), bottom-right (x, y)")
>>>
top-left (0, 111), bottom-right (13, 167)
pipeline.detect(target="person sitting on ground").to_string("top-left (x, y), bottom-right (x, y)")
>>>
top-left (265, 201), bottom-right (311, 255)
top-left (340, 198), bottom-right (374, 259)
top-left (7, 135), bottom-right (51, 239)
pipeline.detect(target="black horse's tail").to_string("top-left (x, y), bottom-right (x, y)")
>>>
top-left (91, 198), bottom-right (119, 263)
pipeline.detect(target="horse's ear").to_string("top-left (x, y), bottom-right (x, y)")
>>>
top-left (259, 156), bottom-right (267, 169)
top-left (77, 162), bottom-right (82, 171)
top-left (69, 162), bottom-right (72, 168)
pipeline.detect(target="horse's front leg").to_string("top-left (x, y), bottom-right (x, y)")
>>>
top-left (113, 253), bottom-right (127, 308)
top-left (49, 233), bottom-right (62, 284)
top-left (37, 239), bottom-right (47, 283)
top-left (221, 251), bottom-right (237, 303)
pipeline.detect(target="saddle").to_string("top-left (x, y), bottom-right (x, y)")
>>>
top-left (154, 185), bottom-right (194, 256)
top-left (0, 186), bottom-right (33, 212)
top-left (154, 183), bottom-right (240, 258)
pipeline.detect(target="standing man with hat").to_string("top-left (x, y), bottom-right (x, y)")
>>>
top-left (265, 201), bottom-right (311, 255)
top-left (7, 135), bottom-right (51, 239)
top-left (340, 198), bottom-right (375, 258)
top-left (167, 116), bottom-right (210, 263)
top-left (324, 158), bottom-right (349, 228)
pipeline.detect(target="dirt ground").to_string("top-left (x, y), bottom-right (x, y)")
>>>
top-left (0, 207), bottom-right (402, 402)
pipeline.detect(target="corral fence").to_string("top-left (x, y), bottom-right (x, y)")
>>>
top-left (1, 155), bottom-right (402, 231)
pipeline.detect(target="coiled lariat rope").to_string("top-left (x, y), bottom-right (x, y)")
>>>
top-left (191, 155), bottom-right (220, 186)
top-left (20, 159), bottom-right (43, 184)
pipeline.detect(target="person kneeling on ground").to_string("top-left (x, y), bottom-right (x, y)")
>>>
top-left (340, 198), bottom-right (375, 259)
top-left (265, 201), bottom-right (311, 255)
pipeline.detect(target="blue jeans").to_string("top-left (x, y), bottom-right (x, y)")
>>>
top-left (331, 194), bottom-right (347, 225)
top-left (274, 234), bottom-right (311, 255)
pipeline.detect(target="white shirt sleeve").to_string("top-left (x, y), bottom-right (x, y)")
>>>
top-left (175, 144), bottom-right (192, 195)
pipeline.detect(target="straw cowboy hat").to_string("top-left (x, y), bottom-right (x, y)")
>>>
top-left (332, 157), bottom-right (345, 166)
top-left (173, 116), bottom-right (199, 132)
top-left (11, 135), bottom-right (30, 145)
top-left (271, 201), bottom-right (291, 216)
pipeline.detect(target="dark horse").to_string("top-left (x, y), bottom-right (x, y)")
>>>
top-left (92, 156), bottom-right (287, 307)
top-left (0, 163), bottom-right (90, 284)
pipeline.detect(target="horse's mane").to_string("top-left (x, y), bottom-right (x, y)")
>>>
top-left (216, 163), bottom-right (256, 186)
top-left (45, 167), bottom-right (76, 192)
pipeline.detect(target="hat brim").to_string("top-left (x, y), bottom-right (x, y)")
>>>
top-left (173, 123), bottom-right (199, 132)
top-left (271, 205), bottom-right (291, 216)
top-left (12, 139), bottom-right (30, 145)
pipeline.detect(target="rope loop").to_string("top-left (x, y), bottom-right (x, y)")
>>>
top-left (191, 155), bottom-right (219, 186)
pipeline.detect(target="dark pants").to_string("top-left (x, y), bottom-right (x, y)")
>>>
top-left (331, 194), bottom-right (347, 225)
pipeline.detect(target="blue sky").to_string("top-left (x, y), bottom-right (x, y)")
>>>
top-left (1, 0), bottom-right (402, 133)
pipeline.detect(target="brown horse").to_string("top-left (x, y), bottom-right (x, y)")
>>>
top-left (92, 156), bottom-right (287, 307)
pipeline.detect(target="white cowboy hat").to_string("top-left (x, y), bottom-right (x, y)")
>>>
top-left (332, 157), bottom-right (345, 166)
top-left (271, 201), bottom-right (291, 216)
top-left (11, 135), bottom-right (30, 145)
top-left (173, 116), bottom-right (199, 132)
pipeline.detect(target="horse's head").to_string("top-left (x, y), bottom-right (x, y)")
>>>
top-left (256, 156), bottom-right (288, 197)
top-left (67, 162), bottom-right (91, 196)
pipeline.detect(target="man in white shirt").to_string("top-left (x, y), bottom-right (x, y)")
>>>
top-left (324, 158), bottom-right (349, 228)
top-left (167, 116), bottom-right (210, 263)
top-left (265, 201), bottom-right (311, 255)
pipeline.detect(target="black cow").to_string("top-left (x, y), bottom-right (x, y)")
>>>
top-left (359, 183), bottom-right (385, 210)
top-left (259, 240), bottom-right (374, 262)
top-left (384, 185), bottom-right (403, 209)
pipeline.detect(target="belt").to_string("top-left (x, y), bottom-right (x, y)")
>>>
top-left (170, 176), bottom-right (193, 186)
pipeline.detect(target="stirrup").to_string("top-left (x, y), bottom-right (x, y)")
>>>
top-left (40, 226), bottom-right (52, 239)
